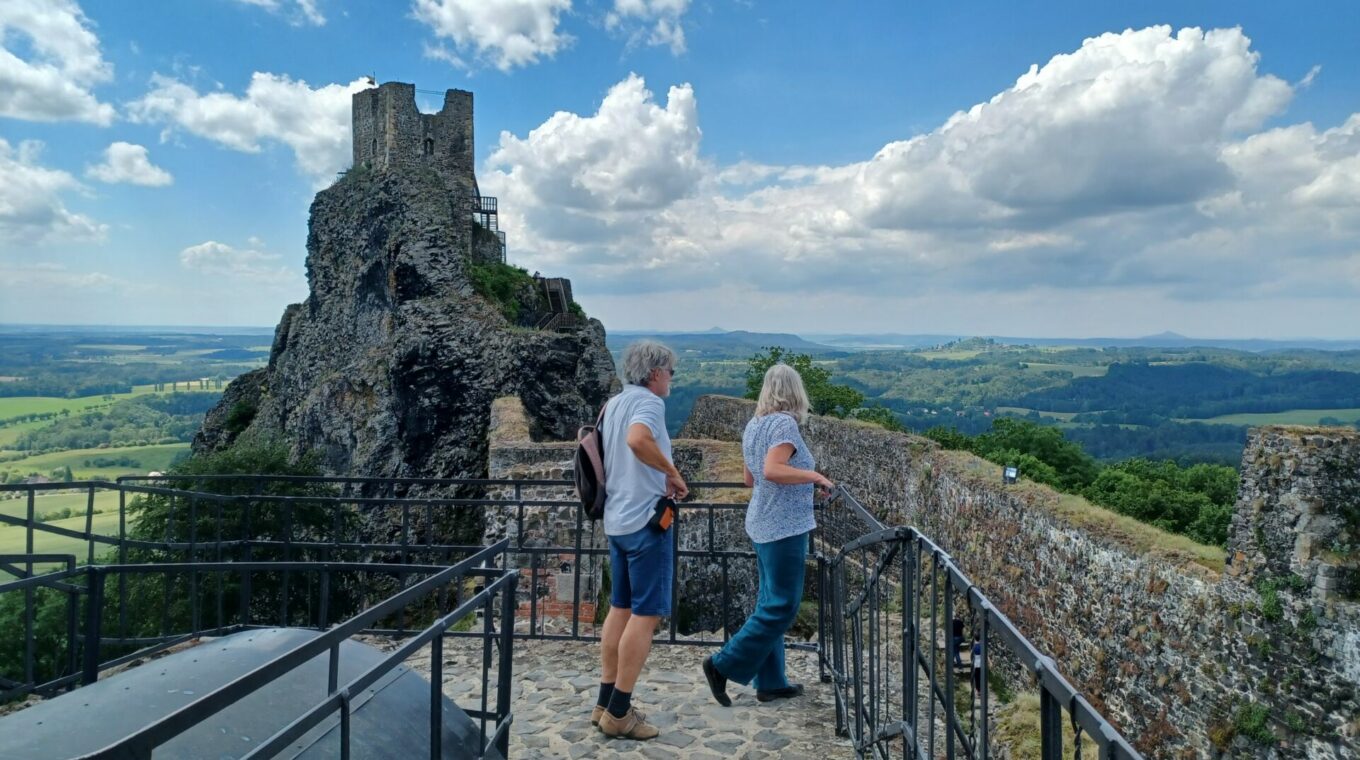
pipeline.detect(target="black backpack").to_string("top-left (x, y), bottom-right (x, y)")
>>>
top-left (573, 402), bottom-right (608, 520)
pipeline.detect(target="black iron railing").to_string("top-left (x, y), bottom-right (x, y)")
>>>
top-left (815, 487), bottom-right (1141, 759)
top-left (0, 476), bottom-right (1142, 758)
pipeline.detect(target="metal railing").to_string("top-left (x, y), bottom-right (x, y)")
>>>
top-left (815, 487), bottom-right (1142, 759)
top-left (0, 477), bottom-right (776, 694)
top-left (0, 476), bottom-right (1142, 758)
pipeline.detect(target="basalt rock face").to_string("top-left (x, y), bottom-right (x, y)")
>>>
top-left (194, 167), bottom-right (615, 493)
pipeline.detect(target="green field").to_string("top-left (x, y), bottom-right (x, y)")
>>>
top-left (1020, 362), bottom-right (1109, 377)
top-left (1, 444), bottom-right (189, 480)
top-left (1179, 408), bottom-right (1360, 427)
top-left (917, 349), bottom-right (986, 360)
top-left (0, 510), bottom-right (121, 564)
top-left (0, 490), bottom-right (122, 521)
top-left (0, 418), bottom-right (50, 449)
top-left (995, 406), bottom-right (1080, 421)
top-left (0, 383), bottom-right (225, 422)
top-left (0, 393), bottom-right (132, 419)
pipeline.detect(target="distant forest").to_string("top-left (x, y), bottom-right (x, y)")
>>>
top-left (1015, 363), bottom-right (1360, 418)
top-left (0, 331), bottom-right (267, 398)
top-left (634, 335), bottom-right (1360, 466)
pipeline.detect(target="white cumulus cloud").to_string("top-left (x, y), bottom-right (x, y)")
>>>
top-left (179, 240), bottom-right (298, 286)
top-left (484, 25), bottom-right (1360, 318)
top-left (487, 74), bottom-right (701, 213)
top-left (480, 74), bottom-right (707, 283)
top-left (851, 25), bottom-right (1294, 231)
top-left (0, 0), bottom-right (114, 124)
top-left (231, 0), bottom-right (326, 26)
top-left (0, 138), bottom-right (106, 245)
top-left (413, 0), bottom-right (573, 72)
top-left (85, 142), bottom-right (173, 186)
top-left (606, 0), bottom-right (690, 54)
top-left (126, 73), bottom-right (373, 186)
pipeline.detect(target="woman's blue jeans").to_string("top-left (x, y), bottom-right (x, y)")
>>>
top-left (711, 531), bottom-right (808, 690)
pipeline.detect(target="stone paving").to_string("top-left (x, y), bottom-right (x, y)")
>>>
top-left (391, 636), bottom-right (858, 760)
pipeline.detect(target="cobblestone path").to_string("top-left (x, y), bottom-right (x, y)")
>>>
top-left (397, 637), bottom-right (857, 760)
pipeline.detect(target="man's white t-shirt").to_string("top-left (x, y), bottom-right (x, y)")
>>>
top-left (601, 384), bottom-right (670, 536)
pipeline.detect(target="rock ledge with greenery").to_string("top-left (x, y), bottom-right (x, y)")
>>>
top-left (193, 166), bottom-right (615, 484)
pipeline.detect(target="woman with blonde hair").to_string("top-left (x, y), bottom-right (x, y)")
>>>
top-left (702, 363), bottom-right (833, 706)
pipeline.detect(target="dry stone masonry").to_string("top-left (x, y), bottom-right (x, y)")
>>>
top-left (352, 83), bottom-right (477, 198)
top-left (683, 396), bottom-right (1360, 758)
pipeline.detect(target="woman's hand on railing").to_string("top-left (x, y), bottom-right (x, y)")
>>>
top-left (815, 474), bottom-right (835, 498)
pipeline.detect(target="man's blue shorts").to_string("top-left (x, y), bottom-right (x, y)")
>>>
top-left (608, 525), bottom-right (673, 616)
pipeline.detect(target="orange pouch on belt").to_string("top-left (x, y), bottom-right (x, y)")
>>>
top-left (648, 497), bottom-right (675, 532)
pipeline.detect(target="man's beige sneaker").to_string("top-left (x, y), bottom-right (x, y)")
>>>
top-left (590, 705), bottom-right (605, 726)
top-left (598, 707), bottom-right (659, 740)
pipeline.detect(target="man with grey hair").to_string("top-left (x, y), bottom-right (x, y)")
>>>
top-left (592, 339), bottom-right (687, 740)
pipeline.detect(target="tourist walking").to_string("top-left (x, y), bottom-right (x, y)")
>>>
top-left (593, 340), bottom-right (688, 740)
top-left (703, 363), bottom-right (833, 706)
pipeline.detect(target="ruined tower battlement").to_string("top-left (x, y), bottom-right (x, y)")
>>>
top-left (352, 82), bottom-right (477, 196)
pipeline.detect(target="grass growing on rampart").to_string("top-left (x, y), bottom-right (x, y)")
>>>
top-left (936, 449), bottom-right (1225, 574)
top-left (992, 693), bottom-right (1045, 759)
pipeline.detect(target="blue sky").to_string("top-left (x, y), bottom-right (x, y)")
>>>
top-left (1, 0), bottom-right (1357, 337)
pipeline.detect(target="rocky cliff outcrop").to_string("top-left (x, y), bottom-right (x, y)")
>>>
top-left (194, 165), bottom-right (615, 491)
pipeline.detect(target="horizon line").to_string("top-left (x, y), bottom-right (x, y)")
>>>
top-left (2, 322), bottom-right (1358, 343)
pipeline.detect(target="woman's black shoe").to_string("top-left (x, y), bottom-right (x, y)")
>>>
top-left (702, 655), bottom-right (731, 707)
top-left (756, 684), bottom-right (804, 702)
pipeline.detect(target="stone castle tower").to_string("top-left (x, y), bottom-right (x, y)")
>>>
top-left (351, 82), bottom-right (479, 197)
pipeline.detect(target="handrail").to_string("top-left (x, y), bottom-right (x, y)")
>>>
top-left (0, 476), bottom-right (1143, 758)
top-left (70, 541), bottom-right (513, 760)
top-left (819, 488), bottom-right (1142, 759)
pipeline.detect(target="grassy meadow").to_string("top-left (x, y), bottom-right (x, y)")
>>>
top-left (0, 510), bottom-right (121, 569)
top-left (2, 444), bottom-right (189, 481)
top-left (1180, 408), bottom-right (1360, 427)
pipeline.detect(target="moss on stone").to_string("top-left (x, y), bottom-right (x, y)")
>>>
top-left (1257, 578), bottom-right (1283, 621)
top-left (1234, 702), bottom-right (1275, 744)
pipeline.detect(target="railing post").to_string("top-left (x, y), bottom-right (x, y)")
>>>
top-left (339, 690), bottom-right (352, 760)
top-left (24, 488), bottom-right (35, 689)
top-left (82, 567), bottom-right (105, 686)
top-left (85, 486), bottom-right (96, 567)
top-left (980, 610), bottom-right (991, 760)
top-left (320, 567), bottom-right (331, 629)
top-left (816, 532), bottom-right (829, 684)
top-left (571, 499), bottom-right (583, 639)
top-left (496, 572), bottom-right (518, 759)
top-left (65, 556), bottom-right (78, 688)
top-left (945, 577), bottom-right (956, 759)
top-left (430, 631), bottom-right (443, 760)
top-left (118, 485), bottom-right (127, 639)
top-left (1040, 686), bottom-right (1063, 760)
top-left (669, 502), bottom-right (680, 644)
top-left (903, 536), bottom-right (915, 735)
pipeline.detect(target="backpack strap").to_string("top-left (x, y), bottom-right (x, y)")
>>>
top-left (595, 400), bottom-right (608, 456)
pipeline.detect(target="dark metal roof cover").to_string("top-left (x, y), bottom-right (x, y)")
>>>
top-left (0, 628), bottom-right (499, 760)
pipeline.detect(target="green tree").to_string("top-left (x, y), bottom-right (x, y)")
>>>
top-left (972, 418), bottom-right (1099, 490)
top-left (745, 346), bottom-right (864, 418)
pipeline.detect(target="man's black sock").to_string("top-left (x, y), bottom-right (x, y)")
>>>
top-left (596, 682), bottom-right (615, 709)
top-left (606, 687), bottom-right (632, 719)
